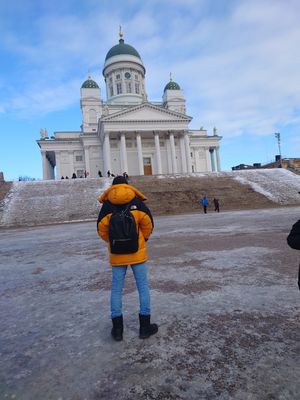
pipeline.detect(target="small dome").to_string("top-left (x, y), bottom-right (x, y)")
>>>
top-left (105, 38), bottom-right (141, 61)
top-left (164, 80), bottom-right (181, 91)
top-left (81, 76), bottom-right (99, 89)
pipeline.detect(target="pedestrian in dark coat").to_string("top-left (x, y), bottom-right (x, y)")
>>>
top-left (287, 219), bottom-right (300, 290)
top-left (213, 198), bottom-right (220, 212)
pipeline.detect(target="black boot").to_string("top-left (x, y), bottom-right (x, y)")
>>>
top-left (111, 315), bottom-right (123, 341)
top-left (139, 314), bottom-right (158, 339)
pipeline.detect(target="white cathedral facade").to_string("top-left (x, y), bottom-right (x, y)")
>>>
top-left (37, 33), bottom-right (222, 180)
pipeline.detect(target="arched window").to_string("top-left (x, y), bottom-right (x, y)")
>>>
top-left (117, 83), bottom-right (122, 94)
top-left (126, 82), bottom-right (132, 93)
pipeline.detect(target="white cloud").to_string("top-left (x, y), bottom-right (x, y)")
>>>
top-left (146, 0), bottom-right (300, 137)
top-left (7, 79), bottom-right (82, 117)
top-left (1, 0), bottom-right (300, 143)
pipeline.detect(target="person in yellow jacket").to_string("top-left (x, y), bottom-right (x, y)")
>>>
top-left (97, 175), bottom-right (158, 341)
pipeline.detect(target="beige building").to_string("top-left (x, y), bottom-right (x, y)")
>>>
top-left (37, 32), bottom-right (222, 179)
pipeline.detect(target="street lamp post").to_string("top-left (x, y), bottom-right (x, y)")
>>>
top-left (274, 132), bottom-right (282, 167)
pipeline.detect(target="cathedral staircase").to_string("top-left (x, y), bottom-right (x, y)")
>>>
top-left (0, 169), bottom-right (299, 228)
top-left (130, 169), bottom-right (300, 215)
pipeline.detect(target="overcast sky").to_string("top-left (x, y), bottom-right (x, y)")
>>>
top-left (0, 0), bottom-right (299, 180)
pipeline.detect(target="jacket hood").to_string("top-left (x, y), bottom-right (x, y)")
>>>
top-left (98, 183), bottom-right (147, 205)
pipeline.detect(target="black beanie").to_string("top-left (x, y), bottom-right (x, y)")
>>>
top-left (112, 176), bottom-right (128, 185)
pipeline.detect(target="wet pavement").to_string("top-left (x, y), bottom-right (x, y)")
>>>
top-left (0, 207), bottom-right (300, 399)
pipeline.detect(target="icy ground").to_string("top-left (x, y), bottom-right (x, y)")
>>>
top-left (0, 207), bottom-right (300, 400)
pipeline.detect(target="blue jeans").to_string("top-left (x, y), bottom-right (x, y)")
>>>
top-left (111, 262), bottom-right (151, 318)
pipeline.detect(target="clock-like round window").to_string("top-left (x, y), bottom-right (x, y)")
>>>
top-left (125, 72), bottom-right (131, 79)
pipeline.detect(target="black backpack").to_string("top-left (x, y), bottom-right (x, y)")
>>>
top-left (109, 204), bottom-right (139, 254)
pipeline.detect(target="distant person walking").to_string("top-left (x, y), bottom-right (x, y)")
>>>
top-left (287, 219), bottom-right (300, 290)
top-left (200, 195), bottom-right (209, 214)
top-left (107, 170), bottom-right (111, 177)
top-left (213, 198), bottom-right (220, 212)
top-left (98, 170), bottom-right (102, 178)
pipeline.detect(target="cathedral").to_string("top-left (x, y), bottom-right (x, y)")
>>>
top-left (37, 31), bottom-right (222, 179)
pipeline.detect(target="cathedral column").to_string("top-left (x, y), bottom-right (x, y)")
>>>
top-left (179, 134), bottom-right (187, 173)
top-left (209, 147), bottom-right (216, 172)
top-left (154, 132), bottom-right (162, 174)
top-left (69, 151), bottom-right (74, 177)
top-left (103, 133), bottom-right (111, 174)
top-left (84, 146), bottom-right (91, 175)
top-left (136, 133), bottom-right (144, 175)
top-left (169, 132), bottom-right (177, 173)
top-left (41, 151), bottom-right (52, 180)
top-left (184, 132), bottom-right (192, 173)
top-left (50, 163), bottom-right (55, 179)
top-left (41, 151), bottom-right (47, 180)
top-left (205, 147), bottom-right (210, 171)
top-left (120, 133), bottom-right (128, 173)
top-left (215, 147), bottom-right (221, 172)
top-left (166, 136), bottom-right (172, 173)
top-left (55, 151), bottom-right (61, 180)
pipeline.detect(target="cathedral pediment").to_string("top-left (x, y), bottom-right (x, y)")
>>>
top-left (101, 102), bottom-right (192, 123)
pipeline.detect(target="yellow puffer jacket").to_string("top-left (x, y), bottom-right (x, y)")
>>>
top-left (97, 183), bottom-right (154, 266)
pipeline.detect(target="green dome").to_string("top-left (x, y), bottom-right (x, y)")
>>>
top-left (105, 38), bottom-right (141, 61)
top-left (81, 77), bottom-right (99, 89)
top-left (164, 80), bottom-right (181, 91)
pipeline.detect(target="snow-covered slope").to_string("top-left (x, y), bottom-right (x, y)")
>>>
top-left (229, 169), bottom-right (300, 204)
top-left (0, 178), bottom-right (111, 227)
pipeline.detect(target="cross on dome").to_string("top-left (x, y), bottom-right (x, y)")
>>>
top-left (119, 25), bottom-right (123, 40)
